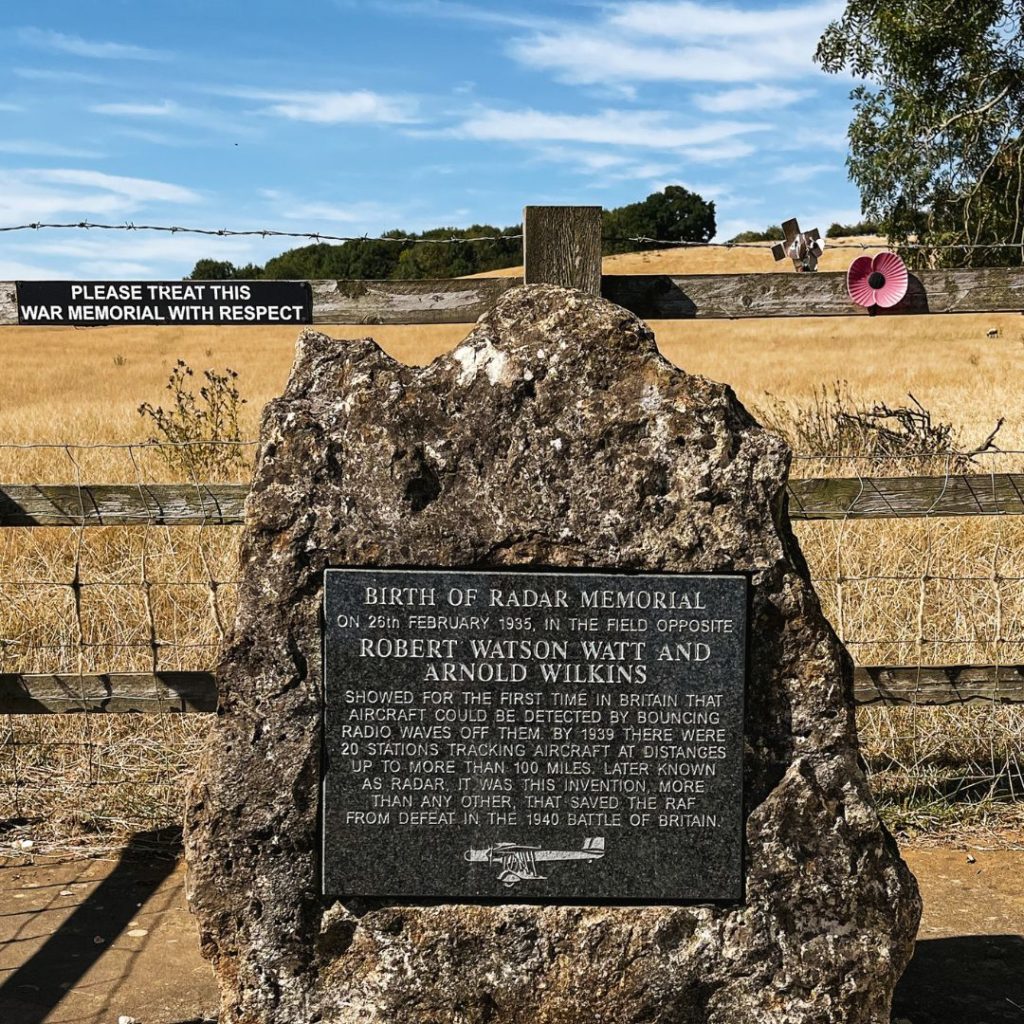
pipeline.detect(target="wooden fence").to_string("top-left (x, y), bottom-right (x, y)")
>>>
top-left (3, 204), bottom-right (1024, 713)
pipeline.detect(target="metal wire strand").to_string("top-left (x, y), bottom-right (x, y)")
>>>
top-left (0, 221), bottom-right (522, 245)
top-left (0, 220), bottom-right (1020, 253)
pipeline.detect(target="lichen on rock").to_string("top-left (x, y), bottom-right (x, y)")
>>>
top-left (185, 284), bottom-right (920, 1024)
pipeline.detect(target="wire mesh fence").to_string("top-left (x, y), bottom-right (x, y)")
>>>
top-left (2, 441), bottom-right (1024, 852)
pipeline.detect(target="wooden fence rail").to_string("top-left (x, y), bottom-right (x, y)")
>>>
top-left (0, 483), bottom-right (247, 526)
top-left (3, 666), bottom-right (1023, 713)
top-left (3, 476), bottom-right (1024, 526)
top-left (5, 268), bottom-right (1024, 325)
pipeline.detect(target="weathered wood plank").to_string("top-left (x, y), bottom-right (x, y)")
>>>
top-left (787, 475), bottom-right (1024, 519)
top-left (5, 477), bottom-right (1024, 526)
top-left (310, 278), bottom-right (520, 325)
top-left (853, 666), bottom-right (1024, 705)
top-left (602, 267), bottom-right (1024, 318)
top-left (0, 667), bottom-right (1016, 712)
top-left (523, 206), bottom-right (603, 294)
top-left (0, 672), bottom-right (218, 712)
top-left (0, 484), bottom-right (247, 526)
top-left (0, 282), bottom-right (16, 326)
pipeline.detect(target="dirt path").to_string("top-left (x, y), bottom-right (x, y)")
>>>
top-left (0, 848), bottom-right (216, 1024)
top-left (894, 848), bottom-right (1024, 1024)
top-left (0, 846), bottom-right (1021, 1023)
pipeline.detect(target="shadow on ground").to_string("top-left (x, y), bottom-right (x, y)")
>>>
top-left (2, 838), bottom-right (1023, 1024)
top-left (0, 827), bottom-right (192, 1019)
top-left (893, 935), bottom-right (1024, 1024)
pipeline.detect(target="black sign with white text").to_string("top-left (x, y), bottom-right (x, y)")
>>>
top-left (322, 568), bottom-right (748, 903)
top-left (17, 280), bottom-right (313, 326)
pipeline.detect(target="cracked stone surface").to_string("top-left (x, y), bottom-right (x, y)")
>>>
top-left (184, 283), bottom-right (920, 1024)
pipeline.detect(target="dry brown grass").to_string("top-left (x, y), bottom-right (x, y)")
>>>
top-left (4, 235), bottom-right (1020, 468)
top-left (2, 239), bottom-right (1024, 849)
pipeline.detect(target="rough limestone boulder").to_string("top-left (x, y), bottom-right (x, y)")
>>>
top-left (185, 284), bottom-right (920, 1024)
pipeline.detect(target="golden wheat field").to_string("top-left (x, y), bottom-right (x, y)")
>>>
top-left (3, 240), bottom-right (1024, 850)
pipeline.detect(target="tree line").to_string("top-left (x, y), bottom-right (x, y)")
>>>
top-left (187, 186), bottom-right (716, 281)
top-left (729, 220), bottom-right (884, 244)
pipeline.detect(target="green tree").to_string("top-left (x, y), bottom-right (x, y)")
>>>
top-left (728, 226), bottom-right (785, 243)
top-left (393, 229), bottom-right (480, 279)
top-left (187, 259), bottom-right (264, 280)
top-left (392, 225), bottom-right (520, 279)
top-left (602, 186), bottom-right (716, 255)
top-left (825, 219), bottom-right (882, 238)
top-left (816, 1), bottom-right (1024, 266)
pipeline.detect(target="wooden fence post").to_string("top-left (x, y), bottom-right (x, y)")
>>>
top-left (522, 206), bottom-right (603, 294)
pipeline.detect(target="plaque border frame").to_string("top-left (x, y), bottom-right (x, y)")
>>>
top-left (320, 566), bottom-right (750, 907)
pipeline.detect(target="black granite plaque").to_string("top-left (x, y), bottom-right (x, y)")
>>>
top-left (322, 569), bottom-right (747, 902)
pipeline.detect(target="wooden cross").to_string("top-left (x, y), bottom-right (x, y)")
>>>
top-left (771, 217), bottom-right (825, 272)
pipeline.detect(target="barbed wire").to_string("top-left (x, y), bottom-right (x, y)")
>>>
top-left (0, 439), bottom-right (257, 451)
top-left (0, 221), bottom-right (522, 245)
top-left (0, 220), bottom-right (1021, 253)
top-left (0, 579), bottom-right (240, 587)
top-left (2, 441), bottom-right (1023, 453)
top-left (622, 235), bottom-right (1024, 252)
top-left (791, 449), bottom-right (1024, 461)
top-left (0, 441), bottom-right (1016, 453)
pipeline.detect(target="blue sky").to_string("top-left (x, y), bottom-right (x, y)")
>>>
top-left (0, 0), bottom-right (862, 279)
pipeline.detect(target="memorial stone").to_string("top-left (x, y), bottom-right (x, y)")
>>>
top-left (185, 284), bottom-right (921, 1024)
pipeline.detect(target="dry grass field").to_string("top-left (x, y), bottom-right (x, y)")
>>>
top-left (479, 235), bottom-right (892, 275)
top-left (3, 239), bottom-right (1024, 850)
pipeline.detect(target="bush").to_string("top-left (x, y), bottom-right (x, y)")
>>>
top-left (757, 381), bottom-right (1002, 472)
top-left (138, 360), bottom-right (247, 479)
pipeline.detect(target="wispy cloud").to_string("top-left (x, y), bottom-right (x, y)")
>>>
top-left (90, 98), bottom-right (260, 138)
top-left (451, 107), bottom-right (768, 151)
top-left (606, 1), bottom-right (841, 39)
top-left (227, 88), bottom-right (419, 124)
top-left (0, 102), bottom-right (24, 113)
top-left (545, 148), bottom-right (674, 177)
top-left (34, 169), bottom-right (200, 204)
top-left (0, 140), bottom-right (104, 159)
top-left (373, 1), bottom-right (559, 31)
top-left (112, 128), bottom-right (199, 148)
top-left (0, 167), bottom-right (201, 224)
top-left (695, 85), bottom-right (809, 113)
top-left (91, 100), bottom-right (179, 117)
top-left (0, 256), bottom-right (66, 278)
top-left (260, 189), bottom-right (404, 225)
top-left (683, 140), bottom-right (757, 163)
top-left (530, 146), bottom-right (742, 190)
top-left (18, 27), bottom-right (170, 61)
top-left (507, 1), bottom-right (842, 85)
top-left (14, 67), bottom-right (109, 85)
top-left (777, 125), bottom-right (849, 152)
top-left (768, 162), bottom-right (838, 185)
top-left (5, 232), bottom-right (270, 279)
